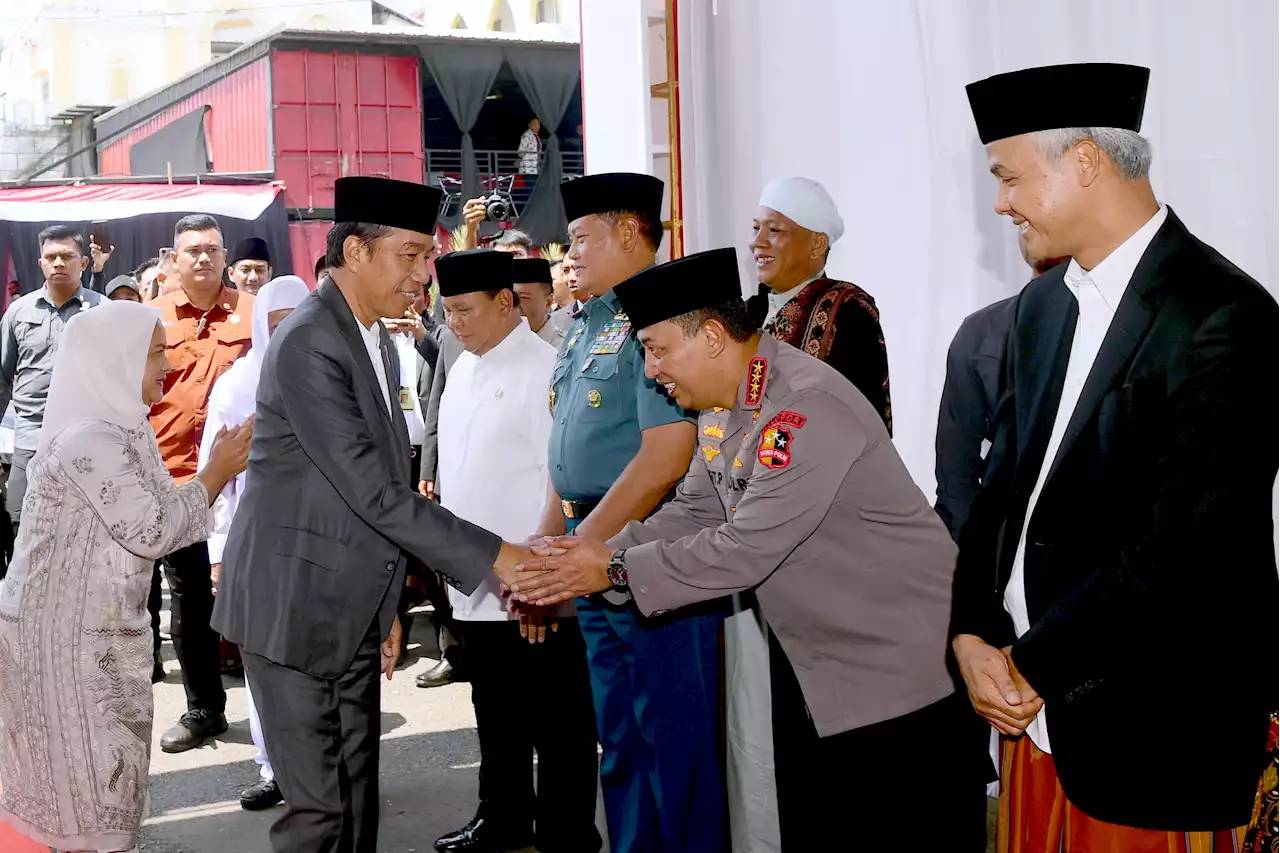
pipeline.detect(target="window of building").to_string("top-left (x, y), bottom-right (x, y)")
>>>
top-left (490, 0), bottom-right (515, 32)
top-left (108, 59), bottom-right (130, 101)
top-left (535, 0), bottom-right (560, 24)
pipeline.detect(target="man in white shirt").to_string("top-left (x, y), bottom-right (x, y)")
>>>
top-left (431, 248), bottom-right (601, 853)
top-left (952, 63), bottom-right (1277, 848)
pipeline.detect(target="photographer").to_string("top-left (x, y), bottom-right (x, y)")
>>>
top-left (459, 197), bottom-right (532, 256)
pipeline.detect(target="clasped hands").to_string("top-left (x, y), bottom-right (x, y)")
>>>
top-left (491, 536), bottom-right (616, 644)
top-left (952, 634), bottom-right (1044, 737)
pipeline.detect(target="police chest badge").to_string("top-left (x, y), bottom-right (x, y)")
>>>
top-left (588, 314), bottom-right (632, 355)
top-left (757, 425), bottom-right (793, 468)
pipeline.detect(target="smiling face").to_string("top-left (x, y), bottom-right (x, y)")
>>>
top-left (141, 323), bottom-right (172, 406)
top-left (566, 214), bottom-right (646, 297)
top-left (749, 207), bottom-right (827, 291)
top-left (39, 237), bottom-right (89, 292)
top-left (638, 320), bottom-right (720, 411)
top-left (347, 227), bottom-right (434, 322)
top-left (987, 133), bottom-right (1086, 265)
top-left (230, 260), bottom-right (271, 295)
top-left (444, 289), bottom-right (515, 356)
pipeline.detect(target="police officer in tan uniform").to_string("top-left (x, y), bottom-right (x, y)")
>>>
top-left (512, 247), bottom-right (991, 852)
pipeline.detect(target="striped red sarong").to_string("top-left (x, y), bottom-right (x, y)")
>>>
top-left (997, 736), bottom-right (1248, 853)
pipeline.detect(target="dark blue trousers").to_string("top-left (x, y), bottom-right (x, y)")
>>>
top-left (568, 516), bottom-right (726, 853)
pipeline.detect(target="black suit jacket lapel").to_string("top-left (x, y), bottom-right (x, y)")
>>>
top-left (317, 281), bottom-right (393, 423)
top-left (1043, 211), bottom-right (1183, 483)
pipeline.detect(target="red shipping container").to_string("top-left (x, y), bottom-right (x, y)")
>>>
top-left (98, 58), bottom-right (271, 178)
top-left (271, 49), bottom-right (425, 212)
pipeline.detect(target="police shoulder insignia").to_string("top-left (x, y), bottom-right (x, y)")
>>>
top-left (702, 422), bottom-right (725, 439)
top-left (768, 410), bottom-right (807, 430)
top-left (757, 425), bottom-right (793, 468)
top-left (744, 357), bottom-right (768, 407)
top-left (700, 444), bottom-right (721, 462)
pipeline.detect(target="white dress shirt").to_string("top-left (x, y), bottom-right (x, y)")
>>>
top-left (438, 322), bottom-right (558, 620)
top-left (763, 271), bottom-right (825, 327)
top-left (358, 317), bottom-right (392, 412)
top-left (1005, 204), bottom-right (1167, 752)
top-left (392, 332), bottom-right (425, 446)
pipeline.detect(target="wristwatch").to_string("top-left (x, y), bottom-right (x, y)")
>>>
top-left (606, 549), bottom-right (629, 591)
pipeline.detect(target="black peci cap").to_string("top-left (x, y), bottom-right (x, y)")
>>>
top-left (966, 63), bottom-right (1150, 145)
top-left (229, 237), bottom-right (270, 265)
top-left (435, 249), bottom-right (514, 298)
top-left (561, 172), bottom-right (664, 225)
top-left (333, 176), bottom-right (443, 235)
top-left (614, 248), bottom-right (743, 331)
top-left (513, 258), bottom-right (553, 285)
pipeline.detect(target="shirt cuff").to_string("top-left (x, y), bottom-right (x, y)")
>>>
top-left (207, 532), bottom-right (227, 564)
top-left (618, 541), bottom-right (679, 617)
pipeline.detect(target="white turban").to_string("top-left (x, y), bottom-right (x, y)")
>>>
top-left (758, 177), bottom-right (844, 244)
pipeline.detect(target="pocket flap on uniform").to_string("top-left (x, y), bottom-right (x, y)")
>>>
top-left (274, 526), bottom-right (347, 572)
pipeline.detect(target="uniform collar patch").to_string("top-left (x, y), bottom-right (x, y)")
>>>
top-left (743, 356), bottom-right (768, 409)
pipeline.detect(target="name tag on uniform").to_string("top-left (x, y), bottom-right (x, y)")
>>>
top-left (588, 318), bottom-right (632, 355)
top-left (399, 387), bottom-right (415, 411)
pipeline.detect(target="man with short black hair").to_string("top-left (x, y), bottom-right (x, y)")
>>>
top-left (514, 257), bottom-right (569, 348)
top-left (134, 257), bottom-right (164, 301)
top-left (150, 213), bottom-right (254, 753)
top-left (0, 224), bottom-right (103, 550)
top-left (228, 237), bottom-right (272, 296)
top-left (492, 228), bottom-right (534, 258)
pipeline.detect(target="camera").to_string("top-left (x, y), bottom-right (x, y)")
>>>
top-left (484, 193), bottom-right (512, 222)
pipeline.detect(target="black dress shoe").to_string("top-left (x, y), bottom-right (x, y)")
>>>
top-left (416, 658), bottom-right (455, 688)
top-left (239, 779), bottom-right (284, 811)
top-left (159, 709), bottom-right (228, 753)
top-left (434, 815), bottom-right (532, 852)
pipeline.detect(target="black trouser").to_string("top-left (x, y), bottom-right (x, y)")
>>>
top-left (6, 448), bottom-right (33, 543)
top-left (149, 560), bottom-right (164, 659)
top-left (458, 619), bottom-right (601, 853)
top-left (770, 631), bottom-right (989, 852)
top-left (162, 541), bottom-right (226, 714)
top-left (245, 622), bottom-right (382, 853)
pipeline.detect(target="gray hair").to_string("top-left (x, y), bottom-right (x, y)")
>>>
top-left (1034, 127), bottom-right (1152, 181)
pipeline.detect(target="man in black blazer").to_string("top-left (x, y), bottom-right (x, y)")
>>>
top-left (212, 176), bottom-right (538, 853)
top-left (952, 63), bottom-right (1277, 845)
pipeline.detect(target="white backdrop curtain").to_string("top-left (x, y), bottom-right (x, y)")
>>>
top-left (675, 3), bottom-right (1277, 850)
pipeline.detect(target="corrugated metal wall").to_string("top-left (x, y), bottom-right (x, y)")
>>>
top-left (98, 58), bottom-right (271, 177)
top-left (271, 48), bottom-right (425, 211)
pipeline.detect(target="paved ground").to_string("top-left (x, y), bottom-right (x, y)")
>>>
top-left (139, 600), bottom-right (551, 853)
top-left (139, 592), bottom-right (995, 853)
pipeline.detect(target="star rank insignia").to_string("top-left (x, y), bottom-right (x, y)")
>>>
top-left (744, 357), bottom-right (767, 407)
top-left (702, 422), bottom-right (725, 439)
top-left (701, 444), bottom-right (721, 462)
top-left (757, 425), bottom-right (793, 468)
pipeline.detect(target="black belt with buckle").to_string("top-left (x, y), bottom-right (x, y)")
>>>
top-left (560, 497), bottom-right (601, 520)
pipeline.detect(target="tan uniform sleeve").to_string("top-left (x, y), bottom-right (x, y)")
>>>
top-left (623, 390), bottom-right (866, 615)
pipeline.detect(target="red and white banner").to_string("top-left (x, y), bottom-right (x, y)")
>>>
top-left (0, 183), bottom-right (282, 223)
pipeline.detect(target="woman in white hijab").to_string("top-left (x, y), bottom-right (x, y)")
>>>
top-left (197, 274), bottom-right (310, 812)
top-left (0, 300), bottom-right (251, 853)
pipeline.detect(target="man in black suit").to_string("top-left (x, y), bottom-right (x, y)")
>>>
top-left (952, 63), bottom-right (1277, 846)
top-left (212, 176), bottom-right (539, 853)
top-left (934, 239), bottom-right (1065, 541)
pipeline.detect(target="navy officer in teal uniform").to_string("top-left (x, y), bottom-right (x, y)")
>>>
top-left (532, 173), bottom-right (725, 853)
